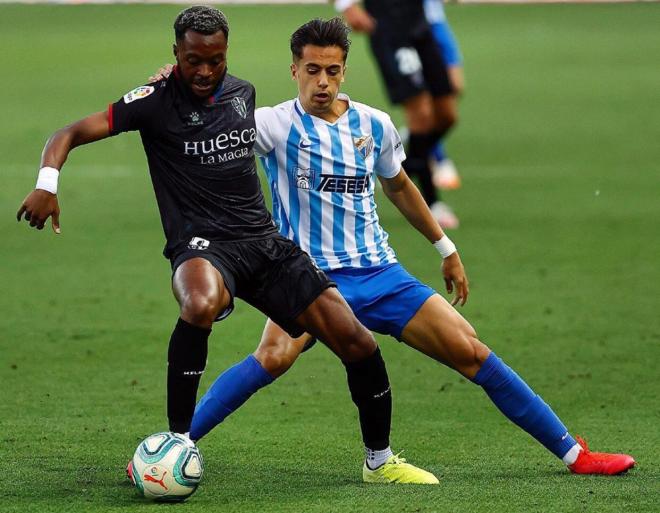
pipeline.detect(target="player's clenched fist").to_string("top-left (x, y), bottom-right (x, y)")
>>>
top-left (17, 189), bottom-right (61, 233)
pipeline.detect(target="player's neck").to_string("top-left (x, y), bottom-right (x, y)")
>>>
top-left (301, 97), bottom-right (348, 124)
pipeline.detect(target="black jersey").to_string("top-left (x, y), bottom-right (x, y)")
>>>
top-left (364, 0), bottom-right (425, 26)
top-left (108, 69), bottom-right (277, 258)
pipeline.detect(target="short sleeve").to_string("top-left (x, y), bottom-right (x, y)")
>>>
top-left (374, 114), bottom-right (406, 178)
top-left (108, 84), bottom-right (158, 135)
top-left (254, 106), bottom-right (278, 156)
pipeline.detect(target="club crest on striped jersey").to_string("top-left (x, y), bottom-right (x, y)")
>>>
top-left (353, 135), bottom-right (374, 159)
top-left (231, 97), bottom-right (247, 119)
top-left (123, 86), bottom-right (155, 104)
top-left (293, 167), bottom-right (314, 190)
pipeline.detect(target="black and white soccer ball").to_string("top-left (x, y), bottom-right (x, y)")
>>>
top-left (131, 432), bottom-right (203, 501)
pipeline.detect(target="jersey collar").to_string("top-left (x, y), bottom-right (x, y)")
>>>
top-left (172, 65), bottom-right (228, 106)
top-left (294, 93), bottom-right (352, 125)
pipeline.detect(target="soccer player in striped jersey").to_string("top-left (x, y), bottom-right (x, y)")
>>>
top-left (190, 18), bottom-right (635, 478)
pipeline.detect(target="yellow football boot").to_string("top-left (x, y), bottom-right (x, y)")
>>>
top-left (362, 454), bottom-right (439, 484)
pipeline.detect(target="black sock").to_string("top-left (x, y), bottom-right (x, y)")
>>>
top-left (167, 318), bottom-right (210, 434)
top-left (404, 131), bottom-right (442, 206)
top-left (344, 347), bottom-right (391, 450)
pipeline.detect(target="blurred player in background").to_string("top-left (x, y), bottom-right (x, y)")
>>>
top-left (336, 0), bottom-right (460, 228)
top-left (424, 0), bottom-right (463, 191)
top-left (188, 18), bottom-right (635, 478)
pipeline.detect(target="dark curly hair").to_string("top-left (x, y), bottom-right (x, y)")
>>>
top-left (174, 5), bottom-right (229, 41)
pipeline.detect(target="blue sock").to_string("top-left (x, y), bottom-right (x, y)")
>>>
top-left (431, 142), bottom-right (446, 162)
top-left (190, 354), bottom-right (274, 441)
top-left (472, 352), bottom-right (577, 459)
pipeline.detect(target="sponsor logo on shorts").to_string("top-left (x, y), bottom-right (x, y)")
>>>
top-left (373, 386), bottom-right (391, 399)
top-left (123, 86), bottom-right (155, 104)
top-left (318, 174), bottom-right (369, 194)
top-left (188, 237), bottom-right (210, 250)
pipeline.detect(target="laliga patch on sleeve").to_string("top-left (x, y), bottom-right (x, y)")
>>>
top-left (123, 86), bottom-right (155, 104)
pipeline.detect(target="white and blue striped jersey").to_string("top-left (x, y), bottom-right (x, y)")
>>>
top-left (254, 94), bottom-right (405, 271)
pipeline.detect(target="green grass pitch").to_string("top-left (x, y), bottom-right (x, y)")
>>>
top-left (1, 3), bottom-right (659, 512)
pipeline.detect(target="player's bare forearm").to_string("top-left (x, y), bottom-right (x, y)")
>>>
top-left (381, 170), bottom-right (469, 305)
top-left (17, 111), bottom-right (110, 233)
top-left (41, 111), bottom-right (111, 169)
top-left (380, 170), bottom-right (444, 243)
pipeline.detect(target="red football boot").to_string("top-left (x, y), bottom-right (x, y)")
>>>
top-left (568, 436), bottom-right (635, 475)
top-left (126, 460), bottom-right (136, 485)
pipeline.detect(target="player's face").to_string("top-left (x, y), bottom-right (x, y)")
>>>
top-left (292, 45), bottom-right (346, 118)
top-left (174, 30), bottom-right (228, 98)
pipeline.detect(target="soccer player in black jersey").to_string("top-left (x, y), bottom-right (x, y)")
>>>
top-left (335, 0), bottom-right (460, 228)
top-left (15, 6), bottom-right (439, 481)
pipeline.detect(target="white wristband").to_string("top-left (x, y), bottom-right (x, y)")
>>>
top-left (35, 167), bottom-right (59, 194)
top-left (433, 236), bottom-right (457, 259)
top-left (335, 0), bottom-right (358, 13)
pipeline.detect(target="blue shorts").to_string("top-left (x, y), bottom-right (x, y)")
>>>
top-left (326, 263), bottom-right (436, 340)
top-left (430, 21), bottom-right (463, 67)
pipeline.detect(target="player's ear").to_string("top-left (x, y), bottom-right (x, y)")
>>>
top-left (290, 63), bottom-right (297, 81)
top-left (172, 44), bottom-right (178, 59)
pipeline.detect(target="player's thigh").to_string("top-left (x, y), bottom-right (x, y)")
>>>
top-left (254, 319), bottom-right (312, 378)
top-left (172, 257), bottom-right (231, 324)
top-left (403, 91), bottom-right (436, 133)
top-left (400, 294), bottom-right (490, 378)
top-left (245, 237), bottom-right (333, 338)
top-left (296, 287), bottom-right (377, 363)
top-left (243, 237), bottom-right (375, 361)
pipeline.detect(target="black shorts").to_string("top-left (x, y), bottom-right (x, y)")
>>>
top-left (170, 234), bottom-right (334, 337)
top-left (369, 19), bottom-right (453, 104)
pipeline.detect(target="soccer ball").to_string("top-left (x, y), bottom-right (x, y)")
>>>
top-left (131, 432), bottom-right (204, 501)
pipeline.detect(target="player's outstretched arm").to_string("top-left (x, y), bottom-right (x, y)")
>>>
top-left (17, 111), bottom-right (111, 233)
top-left (379, 169), bottom-right (469, 306)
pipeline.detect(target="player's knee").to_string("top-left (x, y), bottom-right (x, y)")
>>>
top-left (254, 344), bottom-right (296, 378)
top-left (436, 109), bottom-right (458, 134)
top-left (408, 115), bottom-right (435, 134)
top-left (337, 324), bottom-right (377, 363)
top-left (179, 292), bottom-right (220, 327)
top-left (455, 336), bottom-right (490, 379)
